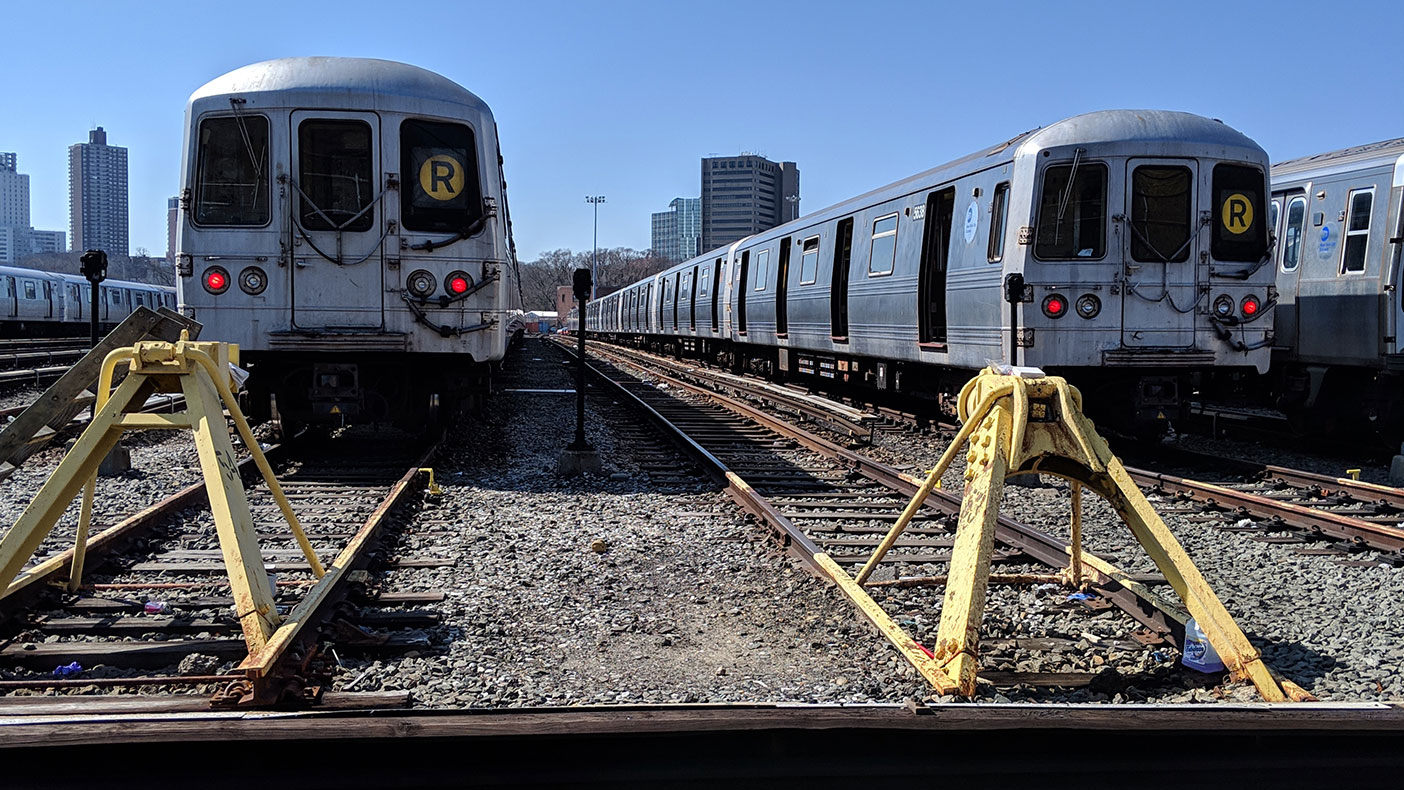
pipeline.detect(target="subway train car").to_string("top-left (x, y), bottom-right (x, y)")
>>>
top-left (175, 57), bottom-right (522, 432)
top-left (0, 265), bottom-right (175, 336)
top-left (1268, 137), bottom-right (1404, 437)
top-left (591, 110), bottom-right (1274, 428)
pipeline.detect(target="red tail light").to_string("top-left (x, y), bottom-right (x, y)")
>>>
top-left (445, 270), bottom-right (471, 295)
top-left (203, 266), bottom-right (230, 295)
top-left (1042, 294), bottom-right (1067, 318)
top-left (1241, 296), bottom-right (1260, 317)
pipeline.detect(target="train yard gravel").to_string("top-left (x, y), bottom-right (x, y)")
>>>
top-left (333, 339), bottom-right (934, 706)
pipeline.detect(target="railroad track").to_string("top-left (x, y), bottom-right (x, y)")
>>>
top-left (559, 339), bottom-right (1196, 695)
top-left (0, 339), bottom-right (90, 387)
top-left (600, 344), bottom-right (1404, 567)
top-left (1123, 445), bottom-right (1404, 564)
top-left (0, 431), bottom-right (440, 706)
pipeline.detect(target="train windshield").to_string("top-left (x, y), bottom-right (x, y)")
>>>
top-left (400, 119), bottom-right (483, 233)
top-left (1034, 162), bottom-right (1107, 259)
top-left (194, 116), bottom-right (270, 226)
top-left (1130, 165), bottom-right (1193, 262)
top-left (298, 119), bottom-right (375, 232)
top-left (1210, 163), bottom-right (1267, 262)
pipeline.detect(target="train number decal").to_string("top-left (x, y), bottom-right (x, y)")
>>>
top-left (1220, 192), bottom-right (1254, 235)
top-left (417, 153), bottom-right (467, 202)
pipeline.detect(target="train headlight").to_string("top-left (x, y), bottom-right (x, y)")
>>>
top-left (1075, 294), bottom-right (1101, 319)
top-left (202, 266), bottom-right (230, 295)
top-left (1041, 293), bottom-right (1068, 319)
top-left (1213, 295), bottom-right (1235, 318)
top-left (407, 269), bottom-right (436, 298)
top-left (445, 270), bottom-right (472, 296)
top-left (1241, 295), bottom-right (1260, 318)
top-left (238, 266), bottom-right (267, 296)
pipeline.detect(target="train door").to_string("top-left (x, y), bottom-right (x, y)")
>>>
top-left (1390, 168), bottom-right (1404, 357)
top-left (64, 282), bottom-right (81, 322)
top-left (917, 188), bottom-right (955, 344)
top-left (831, 218), bottom-right (853, 340)
top-left (289, 110), bottom-right (384, 329)
top-left (710, 258), bottom-right (721, 332)
top-left (1, 277), bottom-right (13, 319)
top-left (1122, 159), bottom-right (1198, 346)
top-left (1274, 190), bottom-right (1308, 353)
top-left (689, 265), bottom-right (698, 331)
top-left (737, 251), bottom-right (750, 335)
top-left (776, 237), bottom-right (791, 337)
top-left (672, 272), bottom-right (682, 331)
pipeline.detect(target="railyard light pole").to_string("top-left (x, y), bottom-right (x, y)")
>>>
top-left (785, 194), bottom-right (800, 221)
top-left (585, 195), bottom-right (605, 300)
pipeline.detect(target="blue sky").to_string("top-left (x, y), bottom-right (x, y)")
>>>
top-left (2, 1), bottom-right (1399, 260)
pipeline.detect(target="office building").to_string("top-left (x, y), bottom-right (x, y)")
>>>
top-left (650, 197), bottom-right (701, 263)
top-left (700, 154), bottom-right (799, 252)
top-left (69, 127), bottom-right (129, 256)
top-left (28, 229), bottom-right (65, 255)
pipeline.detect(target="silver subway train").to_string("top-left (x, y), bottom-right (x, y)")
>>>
top-left (1268, 137), bottom-right (1404, 437)
top-left (175, 57), bottom-right (522, 432)
top-left (587, 110), bottom-right (1275, 428)
top-left (0, 265), bottom-right (174, 336)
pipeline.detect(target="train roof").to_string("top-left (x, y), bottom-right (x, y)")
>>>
top-left (187, 57), bottom-right (491, 115)
top-left (1272, 136), bottom-right (1404, 180)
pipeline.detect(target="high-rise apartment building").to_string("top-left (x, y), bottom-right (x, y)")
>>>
top-left (650, 197), bottom-right (701, 264)
top-left (69, 127), bottom-right (129, 257)
top-left (700, 155), bottom-right (799, 252)
top-left (1, 152), bottom-right (30, 229)
top-left (0, 153), bottom-right (68, 264)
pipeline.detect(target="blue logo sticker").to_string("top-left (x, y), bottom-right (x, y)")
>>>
top-left (1318, 224), bottom-right (1336, 258)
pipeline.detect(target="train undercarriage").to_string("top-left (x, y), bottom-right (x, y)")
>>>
top-left (597, 332), bottom-right (1196, 437)
top-left (240, 351), bottom-right (496, 439)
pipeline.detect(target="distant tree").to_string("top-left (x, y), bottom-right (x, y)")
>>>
top-left (518, 247), bottom-right (673, 311)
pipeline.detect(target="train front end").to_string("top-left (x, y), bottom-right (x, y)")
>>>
top-left (1007, 111), bottom-right (1274, 427)
top-left (176, 57), bottom-right (519, 433)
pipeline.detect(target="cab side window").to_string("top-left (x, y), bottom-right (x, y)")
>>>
top-left (1340, 188), bottom-right (1374, 274)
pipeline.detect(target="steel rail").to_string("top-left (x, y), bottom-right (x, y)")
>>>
top-left (568, 340), bottom-right (1186, 646)
top-left (1123, 466), bottom-right (1404, 554)
top-left (234, 437), bottom-right (441, 698)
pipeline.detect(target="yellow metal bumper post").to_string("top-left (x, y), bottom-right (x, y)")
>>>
top-left (832, 366), bottom-right (1291, 702)
top-left (0, 334), bottom-right (323, 656)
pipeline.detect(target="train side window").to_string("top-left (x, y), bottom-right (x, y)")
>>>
top-left (799, 236), bottom-right (820, 284)
top-left (754, 249), bottom-right (770, 291)
top-left (987, 182), bottom-right (1009, 262)
top-left (1281, 196), bottom-right (1306, 272)
top-left (1340, 187), bottom-right (1374, 274)
top-left (298, 119), bottom-right (375, 232)
top-left (868, 213), bottom-right (898, 276)
top-left (1034, 162), bottom-right (1107, 260)
top-left (193, 115), bottom-right (270, 227)
top-left (1130, 165), bottom-right (1193, 263)
top-left (400, 119), bottom-right (482, 233)
top-left (110, 289), bottom-right (123, 305)
top-left (1210, 163), bottom-right (1267, 262)
top-left (699, 271), bottom-right (708, 297)
top-left (22, 281), bottom-right (36, 300)
top-left (1269, 199), bottom-right (1280, 237)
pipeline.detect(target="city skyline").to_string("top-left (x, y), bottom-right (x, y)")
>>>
top-left (1, 1), bottom-right (1400, 262)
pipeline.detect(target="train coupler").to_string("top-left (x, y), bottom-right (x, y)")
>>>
top-left (827, 364), bottom-right (1291, 702)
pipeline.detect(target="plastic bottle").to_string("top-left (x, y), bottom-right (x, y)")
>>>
top-left (1180, 617), bottom-right (1226, 673)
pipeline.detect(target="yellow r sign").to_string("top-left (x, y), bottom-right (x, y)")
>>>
top-left (418, 155), bottom-right (464, 201)
top-left (1221, 193), bottom-right (1253, 235)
